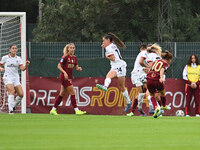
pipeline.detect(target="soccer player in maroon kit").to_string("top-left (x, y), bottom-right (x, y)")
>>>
top-left (50, 43), bottom-right (86, 115)
top-left (146, 50), bottom-right (173, 118)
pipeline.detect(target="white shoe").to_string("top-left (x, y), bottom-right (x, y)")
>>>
top-left (186, 115), bottom-right (190, 117)
top-left (195, 114), bottom-right (200, 117)
top-left (157, 110), bottom-right (164, 117)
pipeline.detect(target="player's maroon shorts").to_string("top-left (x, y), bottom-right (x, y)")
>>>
top-left (147, 78), bottom-right (165, 94)
top-left (59, 74), bottom-right (72, 88)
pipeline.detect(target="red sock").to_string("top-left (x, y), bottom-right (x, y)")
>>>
top-left (157, 100), bottom-right (162, 107)
top-left (161, 96), bottom-right (166, 107)
top-left (54, 95), bottom-right (63, 108)
top-left (131, 99), bottom-right (138, 113)
top-left (71, 95), bottom-right (77, 108)
top-left (151, 97), bottom-right (158, 109)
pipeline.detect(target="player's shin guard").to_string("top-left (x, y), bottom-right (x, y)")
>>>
top-left (122, 89), bottom-right (131, 104)
top-left (138, 93), bottom-right (145, 110)
top-left (161, 96), bottom-right (166, 107)
top-left (14, 96), bottom-right (22, 108)
top-left (104, 78), bottom-right (111, 88)
top-left (8, 95), bottom-right (14, 112)
top-left (71, 95), bottom-right (77, 108)
top-left (53, 95), bottom-right (63, 108)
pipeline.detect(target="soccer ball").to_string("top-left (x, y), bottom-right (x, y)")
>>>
top-left (175, 110), bottom-right (185, 117)
top-left (140, 74), bottom-right (147, 83)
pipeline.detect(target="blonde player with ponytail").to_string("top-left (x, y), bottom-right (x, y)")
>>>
top-left (96, 33), bottom-right (132, 112)
top-left (50, 43), bottom-right (86, 115)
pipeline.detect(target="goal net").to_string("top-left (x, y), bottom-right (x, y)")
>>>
top-left (0, 12), bottom-right (26, 113)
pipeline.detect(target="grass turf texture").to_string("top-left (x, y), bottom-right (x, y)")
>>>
top-left (0, 114), bottom-right (200, 150)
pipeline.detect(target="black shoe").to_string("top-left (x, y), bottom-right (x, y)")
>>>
top-left (149, 109), bottom-right (155, 114)
top-left (138, 109), bottom-right (146, 116)
top-left (9, 111), bottom-right (14, 114)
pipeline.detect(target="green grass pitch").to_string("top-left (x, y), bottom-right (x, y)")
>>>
top-left (0, 114), bottom-right (200, 150)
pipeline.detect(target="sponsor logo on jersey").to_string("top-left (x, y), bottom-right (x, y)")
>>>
top-left (7, 64), bottom-right (18, 67)
top-left (60, 58), bottom-right (63, 62)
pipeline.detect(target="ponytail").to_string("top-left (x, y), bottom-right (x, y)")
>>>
top-left (161, 50), bottom-right (173, 60)
top-left (104, 32), bottom-right (126, 48)
top-left (149, 43), bottom-right (162, 56)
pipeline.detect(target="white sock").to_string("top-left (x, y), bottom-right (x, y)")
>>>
top-left (52, 107), bottom-right (56, 110)
top-left (104, 78), bottom-right (111, 87)
top-left (74, 107), bottom-right (79, 111)
top-left (8, 95), bottom-right (14, 112)
top-left (138, 93), bottom-right (145, 110)
top-left (148, 95), bottom-right (154, 111)
top-left (122, 90), bottom-right (131, 104)
top-left (14, 96), bottom-right (22, 108)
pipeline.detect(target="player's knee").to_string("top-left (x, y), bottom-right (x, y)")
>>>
top-left (9, 90), bottom-right (15, 95)
top-left (59, 91), bottom-right (66, 97)
top-left (18, 93), bottom-right (24, 98)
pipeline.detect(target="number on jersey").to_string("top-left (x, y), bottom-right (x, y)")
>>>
top-left (151, 61), bottom-right (163, 72)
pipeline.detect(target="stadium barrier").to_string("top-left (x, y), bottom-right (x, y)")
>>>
top-left (29, 58), bottom-right (186, 79)
top-left (29, 76), bottom-right (197, 116)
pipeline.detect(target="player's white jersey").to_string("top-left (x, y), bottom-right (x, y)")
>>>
top-left (0, 54), bottom-right (23, 78)
top-left (105, 43), bottom-right (127, 68)
top-left (131, 50), bottom-right (148, 74)
top-left (147, 52), bottom-right (161, 63)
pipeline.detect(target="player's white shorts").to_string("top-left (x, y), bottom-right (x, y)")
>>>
top-left (3, 77), bottom-right (21, 87)
top-left (111, 65), bottom-right (126, 77)
top-left (131, 72), bottom-right (145, 87)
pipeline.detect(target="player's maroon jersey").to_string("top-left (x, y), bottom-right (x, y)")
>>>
top-left (59, 55), bottom-right (78, 79)
top-left (147, 59), bottom-right (169, 80)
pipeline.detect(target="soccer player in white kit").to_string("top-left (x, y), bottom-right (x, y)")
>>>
top-left (0, 44), bottom-right (30, 114)
top-left (127, 44), bottom-right (150, 116)
top-left (96, 32), bottom-right (132, 112)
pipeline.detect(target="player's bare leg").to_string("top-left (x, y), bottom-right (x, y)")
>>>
top-left (96, 70), bottom-right (116, 91)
